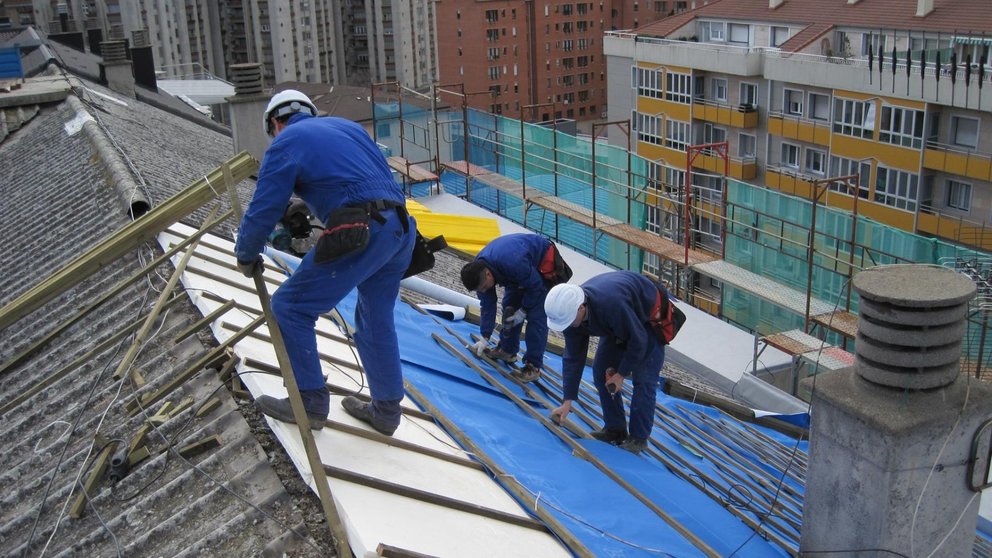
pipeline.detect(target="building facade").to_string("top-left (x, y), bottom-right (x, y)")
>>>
top-left (605, 0), bottom-right (992, 271)
top-left (436, 0), bottom-right (670, 122)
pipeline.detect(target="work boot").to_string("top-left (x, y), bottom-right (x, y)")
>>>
top-left (619, 437), bottom-right (648, 454)
top-left (483, 347), bottom-right (517, 364)
top-left (510, 362), bottom-right (541, 384)
top-left (254, 388), bottom-right (329, 430)
top-left (590, 428), bottom-right (627, 445)
top-left (341, 396), bottom-right (398, 436)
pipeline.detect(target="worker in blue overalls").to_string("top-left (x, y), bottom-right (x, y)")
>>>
top-left (544, 271), bottom-right (667, 454)
top-left (461, 233), bottom-right (571, 384)
top-left (235, 89), bottom-right (415, 436)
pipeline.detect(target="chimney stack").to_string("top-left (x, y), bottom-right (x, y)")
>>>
top-left (130, 29), bottom-right (157, 91)
top-left (769, 0), bottom-right (784, 9)
top-left (801, 265), bottom-right (992, 557)
top-left (227, 63), bottom-right (271, 161)
top-left (916, 0), bottom-right (934, 16)
top-left (100, 40), bottom-right (135, 98)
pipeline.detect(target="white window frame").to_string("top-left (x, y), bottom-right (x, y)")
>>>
top-left (740, 82), bottom-right (758, 108)
top-left (805, 148), bottom-right (826, 176)
top-left (879, 105), bottom-right (925, 149)
top-left (829, 156), bottom-right (871, 198)
top-left (711, 78), bottom-right (728, 102)
top-left (738, 133), bottom-right (756, 158)
top-left (784, 88), bottom-right (804, 116)
top-left (781, 142), bottom-right (800, 169)
top-left (808, 92), bottom-right (830, 121)
top-left (665, 119), bottom-right (689, 151)
top-left (946, 179), bottom-right (972, 212)
top-left (833, 97), bottom-right (875, 139)
top-left (665, 71), bottom-right (692, 104)
top-left (632, 111), bottom-right (663, 145)
top-left (874, 165), bottom-right (919, 211)
top-left (728, 23), bottom-right (750, 46)
top-left (700, 20), bottom-right (725, 42)
top-left (632, 66), bottom-right (663, 99)
top-left (771, 26), bottom-right (789, 47)
top-left (950, 115), bottom-right (980, 149)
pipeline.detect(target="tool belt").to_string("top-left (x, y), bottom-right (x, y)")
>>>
top-left (314, 200), bottom-right (409, 264)
top-left (537, 242), bottom-right (573, 286)
top-left (647, 287), bottom-right (686, 346)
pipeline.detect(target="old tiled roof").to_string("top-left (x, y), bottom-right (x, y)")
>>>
top-left (0, 68), bottom-right (328, 555)
top-left (635, 0), bottom-right (992, 48)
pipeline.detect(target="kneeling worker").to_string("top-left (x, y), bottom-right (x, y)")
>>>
top-left (544, 271), bottom-right (669, 454)
top-left (461, 233), bottom-right (571, 383)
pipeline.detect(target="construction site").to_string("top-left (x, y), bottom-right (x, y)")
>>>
top-left (4, 34), bottom-right (992, 557)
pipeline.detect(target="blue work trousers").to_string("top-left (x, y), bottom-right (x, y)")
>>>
top-left (592, 334), bottom-right (664, 440)
top-left (498, 287), bottom-right (549, 368)
top-left (271, 209), bottom-right (415, 402)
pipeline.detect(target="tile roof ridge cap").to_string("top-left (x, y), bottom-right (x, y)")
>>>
top-left (65, 94), bottom-right (150, 217)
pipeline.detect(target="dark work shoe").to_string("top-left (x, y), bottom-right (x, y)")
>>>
top-left (255, 395), bottom-right (327, 430)
top-left (510, 362), bottom-right (541, 384)
top-left (619, 437), bottom-right (648, 454)
top-left (590, 428), bottom-right (628, 445)
top-left (341, 396), bottom-right (398, 436)
top-left (483, 347), bottom-right (518, 364)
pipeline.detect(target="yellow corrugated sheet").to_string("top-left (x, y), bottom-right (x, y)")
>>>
top-left (406, 200), bottom-right (499, 256)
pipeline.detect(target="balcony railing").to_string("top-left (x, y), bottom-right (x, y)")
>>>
top-left (918, 203), bottom-right (992, 251)
top-left (604, 32), bottom-right (765, 76)
top-left (923, 141), bottom-right (992, 183)
top-left (691, 98), bottom-right (759, 128)
top-left (767, 111), bottom-right (832, 146)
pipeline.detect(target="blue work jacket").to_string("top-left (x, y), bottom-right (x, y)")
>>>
top-left (476, 233), bottom-right (552, 339)
top-left (235, 113), bottom-right (402, 262)
top-left (560, 271), bottom-right (664, 401)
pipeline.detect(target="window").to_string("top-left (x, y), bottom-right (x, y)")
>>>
top-left (563, 39), bottom-right (574, 51)
top-left (833, 98), bottom-right (875, 139)
top-left (740, 82), bottom-right (757, 107)
top-left (879, 105), bottom-right (924, 148)
top-left (738, 133), bottom-right (756, 158)
top-left (829, 156), bottom-right (870, 198)
top-left (633, 67), bottom-right (663, 99)
top-left (728, 23), bottom-right (750, 45)
top-left (700, 21), bottom-right (725, 42)
top-left (950, 116), bottom-right (979, 148)
top-left (946, 180), bottom-right (971, 211)
top-left (702, 124), bottom-right (726, 145)
top-left (805, 148), bottom-right (826, 175)
top-left (875, 166), bottom-right (919, 211)
top-left (809, 93), bottom-right (830, 121)
top-left (772, 26), bottom-right (790, 47)
top-left (487, 66), bottom-right (499, 80)
top-left (781, 143), bottom-right (800, 168)
top-left (861, 32), bottom-right (885, 56)
top-left (485, 9), bottom-right (498, 22)
top-left (665, 119), bottom-right (689, 151)
top-left (711, 78), bottom-right (727, 102)
top-left (487, 47), bottom-right (500, 60)
top-left (633, 111), bottom-right (663, 145)
top-left (665, 72), bottom-right (692, 104)
top-left (784, 88), bottom-right (803, 116)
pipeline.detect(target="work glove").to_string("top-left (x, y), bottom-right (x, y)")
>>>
top-left (503, 308), bottom-right (526, 328)
top-left (237, 256), bottom-right (263, 278)
top-left (469, 337), bottom-right (489, 357)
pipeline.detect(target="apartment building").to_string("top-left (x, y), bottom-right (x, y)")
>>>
top-left (436, 0), bottom-right (670, 122)
top-left (605, 0), bottom-right (992, 254)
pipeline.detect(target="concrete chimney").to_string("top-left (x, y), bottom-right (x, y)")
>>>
top-left (769, 0), bottom-right (785, 9)
top-left (227, 63), bottom-right (271, 161)
top-left (101, 40), bottom-right (135, 98)
top-left (130, 29), bottom-right (156, 91)
top-left (801, 265), bottom-right (992, 557)
top-left (916, 0), bottom-right (935, 16)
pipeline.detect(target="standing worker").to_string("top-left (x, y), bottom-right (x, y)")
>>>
top-left (543, 271), bottom-right (674, 454)
top-left (235, 89), bottom-right (415, 436)
top-left (461, 233), bottom-right (572, 383)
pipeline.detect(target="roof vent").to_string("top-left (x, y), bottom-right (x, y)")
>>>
top-left (101, 40), bottom-right (127, 62)
top-left (230, 63), bottom-right (263, 96)
top-left (916, 0), bottom-right (934, 16)
top-left (131, 29), bottom-right (149, 48)
top-left (852, 264), bottom-right (975, 390)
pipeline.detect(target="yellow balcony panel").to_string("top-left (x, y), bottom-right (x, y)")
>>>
top-left (831, 134), bottom-right (878, 161)
top-left (923, 146), bottom-right (992, 182)
top-left (692, 102), bottom-right (758, 128)
top-left (691, 152), bottom-right (756, 181)
top-left (871, 141), bottom-right (923, 171)
top-left (655, 99), bottom-right (692, 122)
top-left (765, 168), bottom-right (814, 198)
top-left (769, 113), bottom-right (831, 147)
top-left (917, 211), bottom-right (992, 251)
top-left (859, 201), bottom-right (914, 231)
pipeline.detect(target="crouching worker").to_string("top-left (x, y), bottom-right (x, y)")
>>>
top-left (235, 89), bottom-right (415, 436)
top-left (544, 271), bottom-right (670, 454)
top-left (460, 233), bottom-right (572, 383)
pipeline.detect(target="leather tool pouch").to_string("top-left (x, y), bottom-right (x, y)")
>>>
top-left (403, 231), bottom-right (448, 278)
top-left (314, 207), bottom-right (370, 264)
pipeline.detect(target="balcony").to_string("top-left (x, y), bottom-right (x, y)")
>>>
top-left (692, 99), bottom-right (758, 129)
top-left (768, 112), bottom-right (830, 147)
top-left (917, 205), bottom-right (992, 251)
top-left (604, 32), bottom-right (764, 76)
top-left (693, 150), bottom-right (757, 180)
top-left (923, 142), bottom-right (992, 183)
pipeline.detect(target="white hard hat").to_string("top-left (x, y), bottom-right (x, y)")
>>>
top-left (263, 89), bottom-right (318, 135)
top-left (545, 283), bottom-right (584, 332)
